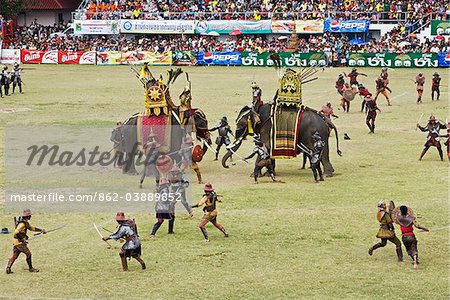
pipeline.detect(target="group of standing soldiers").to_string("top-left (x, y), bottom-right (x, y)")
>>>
top-left (1, 63), bottom-right (23, 97)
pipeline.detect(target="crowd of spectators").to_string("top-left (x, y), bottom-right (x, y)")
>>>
top-left (77, 0), bottom-right (449, 22)
top-left (5, 20), bottom-right (449, 57)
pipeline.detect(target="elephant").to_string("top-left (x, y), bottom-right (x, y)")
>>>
top-left (118, 107), bottom-right (212, 178)
top-left (221, 103), bottom-right (342, 177)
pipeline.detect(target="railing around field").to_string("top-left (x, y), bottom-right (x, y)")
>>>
top-left (71, 10), bottom-right (444, 24)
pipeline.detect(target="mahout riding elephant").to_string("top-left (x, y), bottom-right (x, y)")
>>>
top-left (221, 103), bottom-right (341, 177)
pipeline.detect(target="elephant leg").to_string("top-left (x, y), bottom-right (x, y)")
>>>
top-left (122, 153), bottom-right (138, 175)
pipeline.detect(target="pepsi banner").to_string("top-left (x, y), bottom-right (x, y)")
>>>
top-left (196, 52), bottom-right (241, 66)
top-left (324, 19), bottom-right (370, 33)
top-left (438, 52), bottom-right (450, 67)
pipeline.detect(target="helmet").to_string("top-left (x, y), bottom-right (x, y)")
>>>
top-left (22, 209), bottom-right (33, 217)
top-left (428, 114), bottom-right (436, 122)
top-left (115, 212), bottom-right (126, 221)
top-left (203, 182), bottom-right (214, 192)
top-left (338, 74), bottom-right (344, 78)
top-left (381, 67), bottom-right (387, 71)
top-left (433, 72), bottom-right (439, 77)
top-left (221, 116), bottom-right (228, 122)
top-left (377, 200), bottom-right (385, 208)
top-left (251, 81), bottom-right (258, 88)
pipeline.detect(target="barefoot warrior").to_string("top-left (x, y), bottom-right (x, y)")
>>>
top-left (431, 72), bottom-right (441, 101)
top-left (374, 76), bottom-right (391, 106)
top-left (365, 93), bottom-right (381, 134)
top-left (415, 73), bottom-right (425, 103)
top-left (417, 115), bottom-right (446, 161)
top-left (191, 183), bottom-right (229, 242)
top-left (6, 209), bottom-right (46, 274)
top-left (103, 212), bottom-right (146, 271)
top-left (392, 205), bottom-right (429, 269)
top-left (368, 201), bottom-right (403, 262)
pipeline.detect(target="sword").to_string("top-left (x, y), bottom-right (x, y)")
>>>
top-left (93, 223), bottom-right (112, 248)
top-left (420, 225), bottom-right (450, 232)
top-left (416, 113), bottom-right (424, 131)
top-left (227, 147), bottom-right (248, 163)
top-left (201, 138), bottom-right (217, 154)
top-left (28, 224), bottom-right (66, 241)
top-left (297, 143), bottom-right (312, 156)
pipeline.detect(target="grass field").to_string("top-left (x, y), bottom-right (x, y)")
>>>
top-left (0, 65), bottom-right (448, 299)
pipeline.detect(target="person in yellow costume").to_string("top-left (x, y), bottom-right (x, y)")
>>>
top-left (6, 209), bottom-right (46, 274)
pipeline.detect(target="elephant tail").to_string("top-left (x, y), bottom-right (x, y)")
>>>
top-left (330, 123), bottom-right (342, 156)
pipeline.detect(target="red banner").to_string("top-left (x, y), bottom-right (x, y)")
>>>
top-left (21, 50), bottom-right (58, 64)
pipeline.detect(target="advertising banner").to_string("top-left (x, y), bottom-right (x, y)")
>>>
top-left (271, 20), bottom-right (295, 34)
top-left (196, 52), bottom-right (241, 66)
top-left (120, 20), bottom-right (195, 34)
top-left (437, 52), bottom-right (450, 67)
top-left (324, 19), bottom-right (370, 33)
top-left (172, 51), bottom-right (197, 66)
top-left (0, 49), bottom-right (21, 64)
top-left (431, 20), bottom-right (450, 35)
top-left (241, 52), bottom-right (327, 67)
top-left (295, 20), bottom-right (324, 34)
top-left (58, 51), bottom-right (96, 64)
top-left (347, 52), bottom-right (438, 68)
top-left (74, 20), bottom-right (120, 35)
top-left (195, 20), bottom-right (272, 34)
top-left (21, 50), bottom-right (58, 64)
top-left (96, 51), bottom-right (172, 65)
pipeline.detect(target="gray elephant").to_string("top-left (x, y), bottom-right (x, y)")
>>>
top-left (222, 103), bottom-right (342, 177)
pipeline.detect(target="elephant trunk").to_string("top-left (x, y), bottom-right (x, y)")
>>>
top-left (221, 139), bottom-right (243, 168)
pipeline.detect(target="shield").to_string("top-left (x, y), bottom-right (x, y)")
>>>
top-left (388, 200), bottom-right (395, 215)
top-left (391, 206), bottom-right (415, 225)
top-left (192, 145), bottom-right (203, 163)
top-left (343, 90), bottom-right (355, 101)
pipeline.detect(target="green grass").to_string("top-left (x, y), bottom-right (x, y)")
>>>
top-left (0, 65), bottom-right (448, 299)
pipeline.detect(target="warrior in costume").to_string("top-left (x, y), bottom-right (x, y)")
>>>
top-left (440, 121), bottom-right (450, 161)
top-left (374, 76), bottom-right (391, 106)
top-left (168, 165), bottom-right (193, 217)
top-left (368, 201), bottom-right (403, 262)
top-left (6, 209), bottom-right (46, 274)
top-left (12, 62), bottom-right (23, 94)
top-left (417, 115), bottom-right (446, 161)
top-left (392, 205), bottom-right (429, 269)
top-left (103, 212), bottom-right (146, 271)
top-left (340, 83), bottom-right (356, 113)
top-left (431, 72), bottom-right (441, 101)
top-left (365, 94), bottom-right (381, 134)
top-left (139, 130), bottom-right (161, 188)
top-left (320, 102), bottom-right (338, 120)
top-left (344, 68), bottom-right (367, 87)
top-left (191, 183), bottom-right (229, 242)
top-left (380, 67), bottom-right (392, 93)
top-left (251, 81), bottom-right (263, 113)
top-left (415, 73), bottom-right (425, 103)
top-left (358, 83), bottom-right (371, 112)
top-left (243, 137), bottom-right (276, 184)
top-left (179, 135), bottom-right (202, 183)
top-left (110, 121), bottom-right (124, 168)
top-left (150, 179), bottom-right (176, 238)
top-left (209, 116), bottom-right (233, 160)
top-left (310, 132), bottom-right (325, 183)
top-left (179, 85), bottom-right (192, 126)
top-left (335, 74), bottom-right (345, 95)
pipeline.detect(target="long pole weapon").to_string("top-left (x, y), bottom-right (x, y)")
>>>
top-left (28, 224), bottom-right (66, 241)
top-left (93, 223), bottom-right (112, 248)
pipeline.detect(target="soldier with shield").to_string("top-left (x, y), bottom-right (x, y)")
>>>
top-left (179, 135), bottom-right (203, 184)
top-left (209, 116), bottom-right (233, 161)
top-left (335, 74), bottom-right (345, 95)
top-left (392, 205), bottom-right (429, 269)
top-left (368, 200), bottom-right (403, 262)
top-left (341, 83), bottom-right (357, 113)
